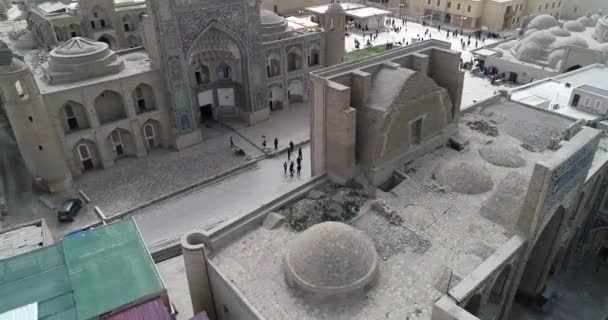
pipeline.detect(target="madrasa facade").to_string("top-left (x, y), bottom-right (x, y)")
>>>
top-left (0, 0), bottom-right (346, 192)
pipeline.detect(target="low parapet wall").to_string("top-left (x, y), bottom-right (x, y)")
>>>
top-left (200, 174), bottom-right (328, 255)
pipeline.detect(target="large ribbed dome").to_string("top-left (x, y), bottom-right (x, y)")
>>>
top-left (259, 9), bottom-right (292, 39)
top-left (54, 37), bottom-right (106, 55)
top-left (260, 9), bottom-right (284, 25)
top-left (43, 37), bottom-right (124, 84)
top-left (283, 222), bottom-right (378, 299)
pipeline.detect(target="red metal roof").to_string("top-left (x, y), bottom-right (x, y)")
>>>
top-left (104, 298), bottom-right (171, 320)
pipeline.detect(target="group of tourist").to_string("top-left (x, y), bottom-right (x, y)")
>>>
top-left (283, 142), bottom-right (303, 178)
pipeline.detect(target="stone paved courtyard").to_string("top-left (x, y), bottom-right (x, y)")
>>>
top-left (74, 124), bottom-right (263, 216)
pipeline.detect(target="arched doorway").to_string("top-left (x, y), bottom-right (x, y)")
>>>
top-left (444, 13), bottom-right (451, 24)
top-left (61, 101), bottom-right (89, 133)
top-left (267, 53), bottom-right (281, 77)
top-left (94, 90), bottom-right (126, 124)
top-left (464, 293), bottom-right (482, 316)
top-left (133, 84), bottom-right (156, 114)
top-left (518, 206), bottom-right (566, 299)
top-left (287, 46), bottom-right (302, 72)
top-left (308, 45), bottom-right (320, 67)
top-left (72, 140), bottom-right (100, 172)
top-left (483, 265), bottom-right (512, 319)
top-left (97, 35), bottom-right (115, 49)
top-left (187, 24), bottom-right (245, 124)
top-left (142, 120), bottom-right (161, 149)
top-left (288, 79), bottom-right (304, 103)
top-left (107, 128), bottom-right (135, 160)
top-left (268, 85), bottom-right (283, 111)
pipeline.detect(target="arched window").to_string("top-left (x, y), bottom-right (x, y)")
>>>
top-left (287, 47), bottom-right (302, 72)
top-left (78, 144), bottom-right (90, 160)
top-left (194, 65), bottom-right (210, 84)
top-left (447, 2), bottom-right (451, 8)
top-left (69, 24), bottom-right (80, 38)
top-left (133, 84), bottom-right (156, 114)
top-left (77, 144), bottom-right (95, 170)
top-left (123, 15), bottom-right (131, 32)
top-left (217, 63), bottom-right (232, 81)
top-left (267, 54), bottom-right (281, 77)
top-left (110, 129), bottom-right (125, 156)
top-left (15, 81), bottom-right (27, 100)
top-left (308, 46), bottom-right (320, 66)
top-left (143, 123), bottom-right (156, 148)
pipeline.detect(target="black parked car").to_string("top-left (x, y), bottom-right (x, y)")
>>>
top-left (58, 198), bottom-right (83, 222)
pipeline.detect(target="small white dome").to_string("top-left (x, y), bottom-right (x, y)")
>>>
top-left (577, 16), bottom-right (595, 27)
top-left (555, 35), bottom-right (588, 48)
top-left (526, 30), bottom-right (556, 46)
top-left (564, 20), bottom-right (586, 32)
top-left (527, 14), bottom-right (558, 30)
top-left (517, 41), bottom-right (544, 62)
top-left (548, 26), bottom-right (570, 37)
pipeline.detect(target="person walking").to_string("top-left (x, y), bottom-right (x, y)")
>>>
top-left (289, 161), bottom-right (295, 177)
top-left (230, 136), bottom-right (234, 148)
top-left (297, 162), bottom-right (302, 177)
top-left (296, 156), bottom-right (302, 167)
top-left (298, 147), bottom-right (302, 160)
top-left (283, 161), bottom-right (288, 175)
top-left (274, 137), bottom-right (278, 150)
top-left (289, 141), bottom-right (294, 152)
top-left (262, 135), bottom-right (267, 148)
top-left (287, 147), bottom-right (291, 161)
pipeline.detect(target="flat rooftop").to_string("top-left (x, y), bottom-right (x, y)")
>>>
top-left (510, 64), bottom-right (608, 120)
top-left (0, 222), bottom-right (45, 260)
top-left (305, 3), bottom-right (365, 14)
top-left (345, 7), bottom-right (391, 18)
top-left (0, 219), bottom-right (165, 320)
top-left (210, 100), bottom-right (584, 320)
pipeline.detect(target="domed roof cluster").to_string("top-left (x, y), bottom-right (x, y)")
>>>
top-left (283, 222), bottom-right (378, 299)
top-left (509, 15), bottom-right (596, 67)
top-left (42, 37), bottom-right (124, 84)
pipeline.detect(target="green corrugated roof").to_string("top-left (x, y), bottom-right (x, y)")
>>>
top-left (0, 219), bottom-right (164, 320)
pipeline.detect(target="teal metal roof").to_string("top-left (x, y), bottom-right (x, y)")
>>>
top-left (0, 219), bottom-right (165, 320)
